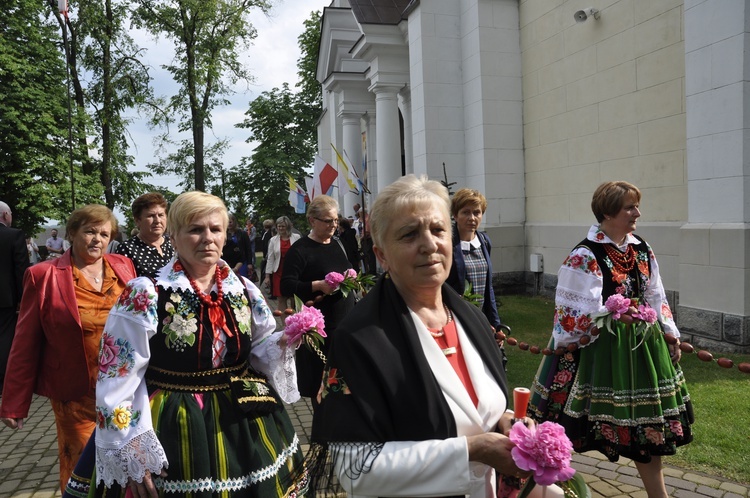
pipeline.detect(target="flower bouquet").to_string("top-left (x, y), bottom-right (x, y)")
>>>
top-left (284, 296), bottom-right (328, 362)
top-left (510, 421), bottom-right (590, 498)
top-left (325, 269), bottom-right (375, 298)
top-left (592, 294), bottom-right (660, 350)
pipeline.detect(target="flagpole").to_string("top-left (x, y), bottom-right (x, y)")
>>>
top-left (57, 0), bottom-right (76, 209)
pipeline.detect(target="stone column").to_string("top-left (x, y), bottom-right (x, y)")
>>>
top-left (372, 84), bottom-right (402, 192)
top-left (341, 114), bottom-right (363, 217)
top-left (680, 0), bottom-right (750, 352)
top-left (399, 89), bottom-right (413, 175)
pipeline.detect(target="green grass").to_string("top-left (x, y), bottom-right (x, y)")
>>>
top-left (497, 295), bottom-right (750, 484)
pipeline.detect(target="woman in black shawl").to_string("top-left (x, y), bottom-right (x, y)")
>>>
top-left (310, 175), bottom-right (543, 498)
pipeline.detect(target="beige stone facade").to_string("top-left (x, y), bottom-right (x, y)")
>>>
top-left (317, 0), bottom-right (750, 352)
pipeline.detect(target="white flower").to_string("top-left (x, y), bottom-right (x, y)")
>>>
top-left (234, 306), bottom-right (251, 329)
top-left (171, 314), bottom-right (197, 338)
top-left (165, 302), bottom-right (175, 313)
top-left (170, 294), bottom-right (182, 304)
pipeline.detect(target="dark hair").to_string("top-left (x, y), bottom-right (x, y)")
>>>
top-left (339, 217), bottom-right (352, 229)
top-left (131, 192), bottom-right (168, 220)
top-left (591, 181), bottom-right (642, 223)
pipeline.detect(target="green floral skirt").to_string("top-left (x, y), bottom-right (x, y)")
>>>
top-left (528, 323), bottom-right (694, 463)
top-left (66, 389), bottom-right (307, 498)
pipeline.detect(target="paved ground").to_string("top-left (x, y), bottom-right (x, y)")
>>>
top-left (0, 394), bottom-right (748, 498)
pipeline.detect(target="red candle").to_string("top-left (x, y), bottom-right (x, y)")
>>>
top-left (513, 387), bottom-right (530, 419)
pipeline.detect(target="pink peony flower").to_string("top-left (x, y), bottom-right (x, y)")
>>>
top-left (509, 421), bottom-right (576, 486)
top-left (345, 268), bottom-right (358, 279)
top-left (325, 271), bottom-right (345, 290)
top-left (284, 305), bottom-right (327, 345)
top-left (635, 304), bottom-right (657, 324)
top-left (604, 294), bottom-right (631, 320)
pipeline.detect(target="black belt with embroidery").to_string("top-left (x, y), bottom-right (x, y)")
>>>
top-left (146, 362), bottom-right (248, 392)
top-left (146, 362), bottom-right (281, 414)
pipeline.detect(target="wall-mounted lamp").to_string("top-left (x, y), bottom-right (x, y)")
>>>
top-left (574, 7), bottom-right (600, 22)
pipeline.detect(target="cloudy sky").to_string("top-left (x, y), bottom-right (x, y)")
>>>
top-left (127, 0), bottom-right (332, 192)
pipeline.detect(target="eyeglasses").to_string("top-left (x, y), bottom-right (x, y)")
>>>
top-left (314, 217), bottom-right (338, 226)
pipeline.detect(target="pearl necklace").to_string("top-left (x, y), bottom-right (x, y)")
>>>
top-left (428, 304), bottom-right (453, 338)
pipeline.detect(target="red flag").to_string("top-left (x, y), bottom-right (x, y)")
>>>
top-left (312, 155), bottom-right (338, 199)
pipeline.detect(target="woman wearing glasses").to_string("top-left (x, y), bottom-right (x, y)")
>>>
top-left (281, 195), bottom-right (356, 401)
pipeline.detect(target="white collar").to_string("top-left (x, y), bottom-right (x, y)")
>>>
top-left (460, 234), bottom-right (481, 252)
top-left (155, 258), bottom-right (245, 296)
top-left (587, 225), bottom-right (639, 248)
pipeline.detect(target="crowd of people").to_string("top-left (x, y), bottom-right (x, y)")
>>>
top-left (0, 176), bottom-right (693, 498)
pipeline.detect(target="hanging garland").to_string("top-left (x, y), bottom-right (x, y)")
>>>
top-left (494, 329), bottom-right (750, 374)
top-left (269, 294), bottom-right (750, 374)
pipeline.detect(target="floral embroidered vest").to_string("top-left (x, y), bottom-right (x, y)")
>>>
top-left (149, 285), bottom-right (253, 372)
top-left (577, 235), bottom-right (652, 303)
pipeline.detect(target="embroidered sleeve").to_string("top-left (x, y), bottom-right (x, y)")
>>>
top-left (244, 279), bottom-right (300, 404)
top-left (553, 246), bottom-right (605, 348)
top-left (642, 243), bottom-right (680, 337)
top-left (95, 277), bottom-right (168, 486)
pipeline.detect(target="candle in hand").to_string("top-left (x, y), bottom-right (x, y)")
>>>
top-left (513, 387), bottom-right (531, 419)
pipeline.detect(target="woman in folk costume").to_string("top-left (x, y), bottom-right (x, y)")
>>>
top-left (528, 181), bottom-right (693, 498)
top-left (79, 191), bottom-right (306, 498)
top-left (309, 175), bottom-right (560, 498)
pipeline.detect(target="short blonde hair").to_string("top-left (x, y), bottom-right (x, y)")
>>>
top-left (591, 181), bottom-right (641, 223)
top-left (369, 174), bottom-right (450, 248)
top-left (168, 191), bottom-right (228, 235)
top-left (275, 216), bottom-right (293, 230)
top-left (66, 204), bottom-right (119, 241)
top-left (451, 188), bottom-right (487, 217)
top-left (307, 195), bottom-right (339, 220)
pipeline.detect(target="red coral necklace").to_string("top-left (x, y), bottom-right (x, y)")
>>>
top-left (186, 264), bottom-right (224, 308)
top-left (176, 260), bottom-right (233, 341)
top-left (604, 244), bottom-right (636, 273)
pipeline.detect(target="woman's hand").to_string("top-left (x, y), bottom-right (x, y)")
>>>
top-left (263, 276), bottom-right (271, 288)
top-left (467, 432), bottom-right (532, 479)
top-left (127, 469), bottom-right (167, 498)
top-left (1, 417), bottom-right (24, 430)
top-left (618, 306), bottom-right (641, 325)
top-left (667, 337), bottom-right (681, 363)
top-left (497, 410), bottom-right (535, 436)
top-left (313, 279), bottom-right (336, 295)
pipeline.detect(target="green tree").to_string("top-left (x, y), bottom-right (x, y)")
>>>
top-left (232, 10), bottom-right (322, 226)
top-left (75, 0), bottom-right (157, 208)
top-left (51, 0), bottom-right (159, 211)
top-left (133, 0), bottom-right (271, 192)
top-left (0, 0), bottom-right (84, 235)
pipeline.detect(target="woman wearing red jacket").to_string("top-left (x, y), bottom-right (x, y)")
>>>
top-left (0, 204), bottom-right (136, 492)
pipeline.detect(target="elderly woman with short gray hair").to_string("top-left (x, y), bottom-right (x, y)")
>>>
top-left (309, 175), bottom-right (549, 498)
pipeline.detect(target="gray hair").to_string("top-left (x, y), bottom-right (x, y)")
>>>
top-left (369, 174), bottom-right (450, 248)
